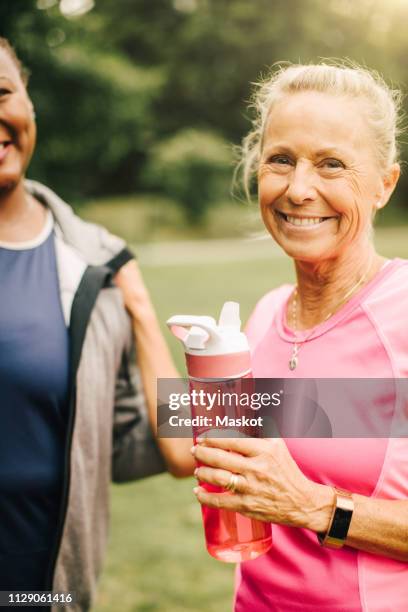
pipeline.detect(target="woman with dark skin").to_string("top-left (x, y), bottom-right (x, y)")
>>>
top-left (0, 44), bottom-right (40, 241)
top-left (0, 38), bottom-right (193, 609)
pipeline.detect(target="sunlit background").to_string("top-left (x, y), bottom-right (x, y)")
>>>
top-left (1, 2), bottom-right (408, 611)
top-left (2, 0), bottom-right (408, 237)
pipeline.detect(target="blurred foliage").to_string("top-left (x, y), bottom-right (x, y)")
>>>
top-left (1, 0), bottom-right (408, 222)
top-left (147, 129), bottom-right (232, 224)
top-left (0, 1), bottom-right (164, 200)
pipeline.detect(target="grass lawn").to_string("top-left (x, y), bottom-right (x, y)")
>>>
top-left (95, 226), bottom-right (408, 611)
top-left (95, 255), bottom-right (293, 612)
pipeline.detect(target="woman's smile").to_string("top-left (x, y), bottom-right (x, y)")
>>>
top-left (0, 49), bottom-right (36, 190)
top-left (274, 209), bottom-right (339, 232)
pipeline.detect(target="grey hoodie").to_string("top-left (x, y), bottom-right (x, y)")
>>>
top-left (24, 180), bottom-right (166, 611)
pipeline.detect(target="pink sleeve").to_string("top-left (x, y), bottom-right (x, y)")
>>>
top-left (363, 263), bottom-right (408, 377)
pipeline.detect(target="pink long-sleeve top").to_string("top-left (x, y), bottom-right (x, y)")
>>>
top-left (234, 258), bottom-right (408, 612)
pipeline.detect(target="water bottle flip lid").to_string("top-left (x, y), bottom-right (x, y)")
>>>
top-left (167, 302), bottom-right (249, 356)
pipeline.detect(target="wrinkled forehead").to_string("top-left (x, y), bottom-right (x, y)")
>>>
top-left (262, 91), bottom-right (371, 155)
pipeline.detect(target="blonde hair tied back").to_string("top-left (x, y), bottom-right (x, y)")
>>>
top-left (238, 60), bottom-right (405, 201)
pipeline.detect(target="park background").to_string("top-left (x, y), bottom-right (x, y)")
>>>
top-left (2, 1), bottom-right (408, 610)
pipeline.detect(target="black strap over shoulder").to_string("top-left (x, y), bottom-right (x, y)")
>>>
top-left (106, 247), bottom-right (135, 275)
top-left (46, 263), bottom-right (112, 592)
top-left (69, 265), bottom-right (112, 383)
top-left (68, 247), bottom-right (135, 388)
top-left (46, 248), bottom-right (136, 593)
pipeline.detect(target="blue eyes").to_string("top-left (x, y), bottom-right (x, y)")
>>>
top-left (269, 155), bottom-right (292, 165)
top-left (266, 155), bottom-right (344, 170)
top-left (323, 159), bottom-right (344, 169)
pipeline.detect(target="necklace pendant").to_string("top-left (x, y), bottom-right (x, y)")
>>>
top-left (289, 355), bottom-right (298, 370)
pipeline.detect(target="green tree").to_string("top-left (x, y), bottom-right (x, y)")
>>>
top-left (148, 128), bottom-right (232, 224)
top-left (2, 0), bottom-right (408, 221)
top-left (1, 1), bottom-right (163, 202)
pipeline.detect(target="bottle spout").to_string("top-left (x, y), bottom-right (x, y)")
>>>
top-left (218, 301), bottom-right (241, 330)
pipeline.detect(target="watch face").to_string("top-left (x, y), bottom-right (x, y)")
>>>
top-left (318, 489), bottom-right (354, 548)
top-left (329, 505), bottom-right (353, 539)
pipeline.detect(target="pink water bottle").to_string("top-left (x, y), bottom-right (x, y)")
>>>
top-left (167, 302), bottom-right (272, 563)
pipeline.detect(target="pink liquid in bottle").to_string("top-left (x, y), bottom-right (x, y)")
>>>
top-left (191, 376), bottom-right (272, 563)
top-left (167, 302), bottom-right (272, 563)
top-left (202, 502), bottom-right (272, 562)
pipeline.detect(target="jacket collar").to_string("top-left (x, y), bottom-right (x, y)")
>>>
top-left (25, 179), bottom-right (127, 266)
top-left (24, 180), bottom-right (130, 326)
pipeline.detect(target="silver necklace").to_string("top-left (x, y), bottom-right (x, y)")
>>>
top-left (288, 264), bottom-right (373, 371)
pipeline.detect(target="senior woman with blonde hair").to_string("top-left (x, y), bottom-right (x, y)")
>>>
top-left (118, 61), bottom-right (408, 609)
top-left (187, 63), bottom-right (408, 611)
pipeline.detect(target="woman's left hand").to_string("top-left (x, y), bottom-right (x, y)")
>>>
top-left (192, 437), bottom-right (333, 531)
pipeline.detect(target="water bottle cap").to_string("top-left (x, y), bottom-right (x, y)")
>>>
top-left (167, 301), bottom-right (249, 356)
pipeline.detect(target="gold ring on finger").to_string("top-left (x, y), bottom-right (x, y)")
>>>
top-left (225, 473), bottom-right (240, 493)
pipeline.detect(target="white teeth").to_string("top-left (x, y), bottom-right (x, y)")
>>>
top-left (286, 215), bottom-right (322, 226)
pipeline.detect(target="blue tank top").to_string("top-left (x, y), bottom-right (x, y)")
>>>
top-left (0, 213), bottom-right (69, 590)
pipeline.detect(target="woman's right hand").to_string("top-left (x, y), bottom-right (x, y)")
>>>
top-left (192, 436), bottom-right (334, 531)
